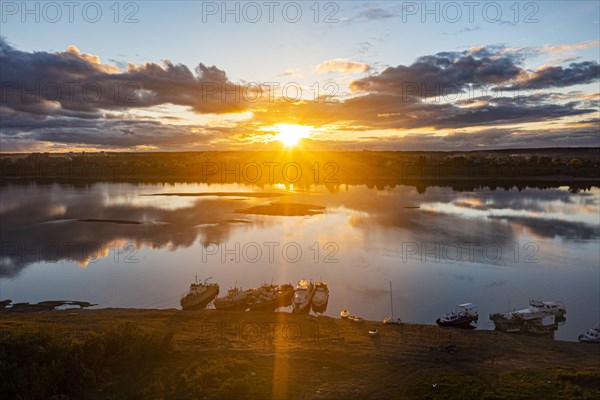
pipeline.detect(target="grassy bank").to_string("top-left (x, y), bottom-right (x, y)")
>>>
top-left (1, 309), bottom-right (599, 399)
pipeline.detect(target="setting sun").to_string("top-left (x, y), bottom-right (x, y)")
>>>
top-left (274, 124), bottom-right (313, 146)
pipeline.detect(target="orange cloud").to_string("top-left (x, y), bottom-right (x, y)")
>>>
top-left (315, 58), bottom-right (370, 74)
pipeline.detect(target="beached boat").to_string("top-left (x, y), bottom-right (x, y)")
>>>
top-left (214, 287), bottom-right (252, 311)
top-left (180, 277), bottom-right (219, 311)
top-left (292, 280), bottom-right (315, 313)
top-left (490, 299), bottom-right (566, 335)
top-left (436, 303), bottom-right (478, 328)
top-left (383, 315), bottom-right (402, 325)
top-left (528, 300), bottom-right (566, 318)
top-left (311, 281), bottom-right (329, 313)
top-left (248, 283), bottom-right (294, 311)
top-left (578, 327), bottom-right (600, 343)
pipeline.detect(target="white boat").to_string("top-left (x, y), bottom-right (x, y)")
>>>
top-left (180, 277), bottom-right (219, 311)
top-left (292, 280), bottom-right (315, 313)
top-left (340, 310), bottom-right (350, 319)
top-left (527, 300), bottom-right (566, 318)
top-left (436, 303), bottom-right (478, 328)
top-left (311, 281), bottom-right (329, 313)
top-left (490, 299), bottom-right (566, 335)
top-left (578, 327), bottom-right (600, 343)
top-left (383, 315), bottom-right (402, 325)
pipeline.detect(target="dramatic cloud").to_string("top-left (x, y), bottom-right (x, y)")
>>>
top-left (350, 47), bottom-right (525, 96)
top-left (351, 46), bottom-right (599, 96)
top-left (0, 38), bottom-right (251, 117)
top-left (505, 62), bottom-right (600, 90)
top-left (1, 40), bottom-right (598, 151)
top-left (250, 91), bottom-right (593, 131)
top-left (315, 58), bottom-right (371, 74)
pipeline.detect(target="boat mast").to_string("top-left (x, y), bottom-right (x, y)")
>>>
top-left (389, 281), bottom-right (394, 315)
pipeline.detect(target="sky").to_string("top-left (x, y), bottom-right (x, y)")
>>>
top-left (1, 0), bottom-right (599, 152)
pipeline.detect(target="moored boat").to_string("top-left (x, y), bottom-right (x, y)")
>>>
top-left (311, 281), bottom-right (329, 313)
top-left (436, 303), bottom-right (478, 328)
top-left (490, 299), bottom-right (566, 336)
top-left (383, 315), bottom-right (402, 325)
top-left (528, 300), bottom-right (566, 319)
top-left (214, 286), bottom-right (252, 311)
top-left (292, 280), bottom-right (315, 313)
top-left (180, 277), bottom-right (219, 311)
top-left (248, 283), bottom-right (294, 311)
top-left (578, 327), bottom-right (600, 343)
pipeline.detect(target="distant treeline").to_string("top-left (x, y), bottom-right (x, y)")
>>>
top-left (1, 148), bottom-right (599, 191)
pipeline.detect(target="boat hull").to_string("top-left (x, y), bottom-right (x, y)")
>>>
top-left (214, 299), bottom-right (249, 311)
top-left (436, 315), bottom-right (478, 328)
top-left (490, 314), bottom-right (561, 337)
top-left (292, 281), bottom-right (315, 313)
top-left (180, 287), bottom-right (219, 311)
top-left (311, 302), bottom-right (328, 314)
top-left (578, 335), bottom-right (600, 343)
top-left (311, 294), bottom-right (329, 313)
top-left (293, 301), bottom-right (312, 314)
top-left (249, 290), bottom-right (293, 311)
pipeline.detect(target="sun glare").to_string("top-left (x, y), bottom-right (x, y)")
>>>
top-left (274, 124), bottom-right (313, 146)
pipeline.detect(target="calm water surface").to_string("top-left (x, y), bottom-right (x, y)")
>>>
top-left (1, 182), bottom-right (598, 341)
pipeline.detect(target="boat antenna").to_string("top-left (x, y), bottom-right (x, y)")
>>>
top-left (389, 281), bottom-right (394, 315)
top-left (195, 274), bottom-right (198, 284)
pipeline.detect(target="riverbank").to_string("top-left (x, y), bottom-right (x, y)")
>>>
top-left (1, 308), bottom-right (599, 399)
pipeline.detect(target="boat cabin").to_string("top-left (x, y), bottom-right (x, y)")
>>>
top-left (586, 329), bottom-right (600, 339)
top-left (529, 300), bottom-right (565, 313)
top-left (457, 303), bottom-right (478, 316)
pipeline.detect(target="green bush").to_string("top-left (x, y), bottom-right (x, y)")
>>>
top-left (0, 324), bottom-right (173, 400)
